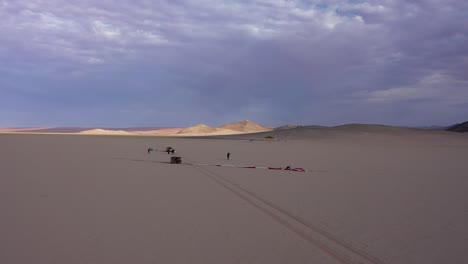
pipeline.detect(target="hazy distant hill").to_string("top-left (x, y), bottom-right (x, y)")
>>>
top-left (446, 121), bottom-right (468, 132)
top-left (201, 123), bottom-right (438, 140)
top-left (331, 124), bottom-right (414, 133)
top-left (415, 126), bottom-right (448, 130)
top-left (274, 124), bottom-right (302, 130)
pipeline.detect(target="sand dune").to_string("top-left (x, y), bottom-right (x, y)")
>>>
top-left (447, 120), bottom-right (468, 132)
top-left (274, 124), bottom-right (302, 130)
top-left (0, 127), bottom-right (51, 132)
top-left (176, 120), bottom-right (271, 136)
top-left (220, 120), bottom-right (271, 132)
top-left (0, 120), bottom-right (270, 136)
top-left (79, 129), bottom-right (132, 135)
top-left (177, 123), bottom-right (245, 136)
top-left (0, 122), bottom-right (451, 138)
top-left (133, 128), bottom-right (184, 135)
top-left (174, 129), bottom-right (245, 136)
top-left (177, 124), bottom-right (219, 134)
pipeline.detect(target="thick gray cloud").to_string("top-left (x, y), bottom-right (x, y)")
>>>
top-left (1, 0), bottom-right (467, 127)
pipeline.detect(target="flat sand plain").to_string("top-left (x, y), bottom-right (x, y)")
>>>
top-left (1, 130), bottom-right (468, 264)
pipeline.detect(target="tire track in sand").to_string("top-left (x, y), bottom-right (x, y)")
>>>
top-left (186, 157), bottom-right (387, 264)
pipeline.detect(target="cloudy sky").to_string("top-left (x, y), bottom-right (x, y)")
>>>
top-left (1, 0), bottom-right (467, 127)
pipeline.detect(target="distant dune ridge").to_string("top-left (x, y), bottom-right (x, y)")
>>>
top-left (78, 129), bottom-right (132, 135)
top-left (177, 124), bottom-right (220, 134)
top-left (0, 120), bottom-right (271, 136)
top-left (446, 120), bottom-right (468, 132)
top-left (4, 120), bottom-right (468, 136)
top-left (176, 120), bottom-right (271, 135)
top-left (274, 124), bottom-right (302, 130)
top-left (0, 127), bottom-right (52, 132)
top-left (133, 128), bottom-right (183, 135)
top-left (201, 123), bottom-right (468, 141)
top-left (219, 120), bottom-right (270, 132)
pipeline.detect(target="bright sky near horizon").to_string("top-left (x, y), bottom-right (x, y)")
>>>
top-left (1, 0), bottom-right (467, 127)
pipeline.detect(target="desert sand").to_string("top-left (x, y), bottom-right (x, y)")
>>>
top-left (1, 127), bottom-right (468, 264)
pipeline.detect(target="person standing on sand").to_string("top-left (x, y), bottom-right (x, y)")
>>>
top-left (227, 152), bottom-right (231, 160)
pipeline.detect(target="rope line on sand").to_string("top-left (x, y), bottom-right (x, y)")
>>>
top-left (187, 163), bottom-right (324, 173)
